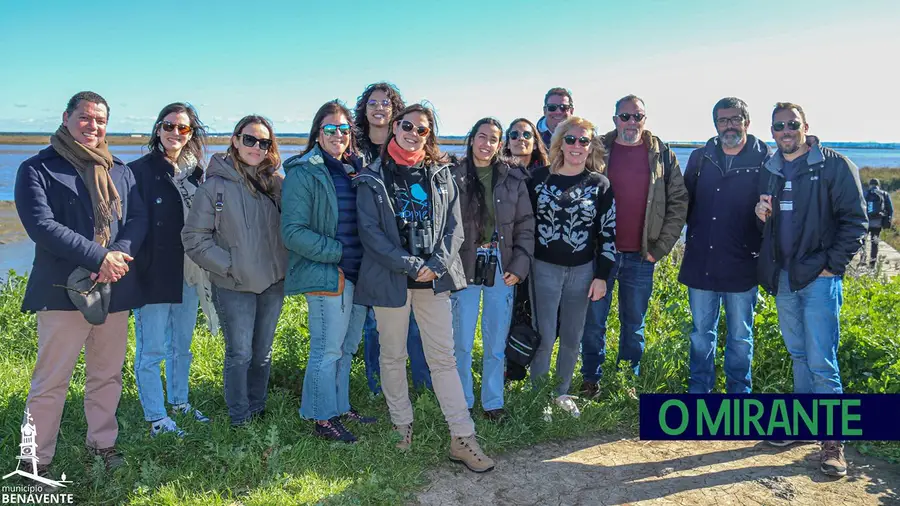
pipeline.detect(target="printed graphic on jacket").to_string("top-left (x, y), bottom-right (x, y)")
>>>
top-left (391, 166), bottom-right (432, 223)
top-left (535, 179), bottom-right (606, 254)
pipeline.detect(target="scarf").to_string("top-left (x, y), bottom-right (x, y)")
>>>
top-left (387, 138), bottom-right (425, 166)
top-left (50, 126), bottom-right (121, 246)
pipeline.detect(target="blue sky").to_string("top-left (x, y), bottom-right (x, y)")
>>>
top-left (1, 0), bottom-right (898, 141)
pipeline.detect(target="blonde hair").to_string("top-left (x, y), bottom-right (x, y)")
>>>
top-left (549, 116), bottom-right (606, 174)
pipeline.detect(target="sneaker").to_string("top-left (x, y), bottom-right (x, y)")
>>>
top-left (450, 435), bottom-right (495, 473)
top-left (820, 441), bottom-right (848, 477)
top-left (150, 417), bottom-right (185, 438)
top-left (483, 408), bottom-right (507, 422)
top-left (554, 395), bottom-right (581, 418)
top-left (341, 408), bottom-right (377, 424)
top-left (393, 423), bottom-right (413, 450)
top-left (89, 446), bottom-right (125, 471)
top-left (171, 403), bottom-right (210, 423)
top-left (580, 381), bottom-right (601, 399)
top-left (766, 440), bottom-right (814, 447)
top-left (315, 418), bottom-right (357, 443)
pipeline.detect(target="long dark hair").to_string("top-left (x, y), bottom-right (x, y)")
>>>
top-left (463, 118), bottom-right (504, 238)
top-left (353, 82), bottom-right (405, 153)
top-left (381, 104), bottom-right (446, 166)
top-left (227, 115), bottom-right (282, 197)
top-left (301, 100), bottom-right (358, 159)
top-left (502, 117), bottom-right (549, 169)
top-left (148, 102), bottom-right (208, 163)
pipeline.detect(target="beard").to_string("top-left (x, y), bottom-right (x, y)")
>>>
top-left (622, 129), bottom-right (640, 144)
top-left (778, 135), bottom-right (799, 154)
top-left (719, 129), bottom-right (743, 149)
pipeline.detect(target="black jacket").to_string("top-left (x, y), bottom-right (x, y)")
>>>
top-left (14, 146), bottom-right (148, 313)
top-left (679, 135), bottom-right (770, 292)
top-left (757, 137), bottom-right (867, 294)
top-left (130, 150), bottom-right (203, 305)
top-left (354, 157), bottom-right (466, 307)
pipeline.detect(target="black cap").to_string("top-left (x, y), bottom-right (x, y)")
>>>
top-left (870, 178), bottom-right (880, 186)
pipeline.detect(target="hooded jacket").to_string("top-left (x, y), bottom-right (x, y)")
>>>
top-left (182, 153), bottom-right (287, 294)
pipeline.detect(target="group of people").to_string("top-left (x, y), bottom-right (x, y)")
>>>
top-left (14, 84), bottom-right (868, 479)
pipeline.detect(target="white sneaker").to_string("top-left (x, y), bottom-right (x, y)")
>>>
top-left (554, 395), bottom-right (581, 418)
top-left (171, 402), bottom-right (210, 423)
top-left (150, 416), bottom-right (185, 438)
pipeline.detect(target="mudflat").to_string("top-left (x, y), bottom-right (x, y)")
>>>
top-left (0, 201), bottom-right (26, 244)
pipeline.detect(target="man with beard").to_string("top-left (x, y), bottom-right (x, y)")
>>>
top-left (580, 95), bottom-right (688, 398)
top-left (756, 102), bottom-right (866, 478)
top-left (536, 87), bottom-right (574, 147)
top-left (679, 97), bottom-right (771, 394)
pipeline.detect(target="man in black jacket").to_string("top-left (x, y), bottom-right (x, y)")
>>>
top-left (755, 102), bottom-right (866, 478)
top-left (864, 178), bottom-right (894, 267)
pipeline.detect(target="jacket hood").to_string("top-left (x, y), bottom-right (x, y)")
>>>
top-left (536, 116), bottom-right (550, 134)
top-left (206, 153), bottom-right (243, 182)
top-left (282, 144), bottom-right (323, 174)
top-left (764, 135), bottom-right (825, 176)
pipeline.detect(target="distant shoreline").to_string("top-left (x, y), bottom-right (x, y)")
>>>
top-left (0, 134), bottom-right (468, 146)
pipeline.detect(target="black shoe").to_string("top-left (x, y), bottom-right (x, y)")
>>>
top-left (580, 381), bottom-right (601, 399)
top-left (89, 446), bottom-right (125, 471)
top-left (250, 409), bottom-right (267, 421)
top-left (341, 408), bottom-right (377, 424)
top-left (315, 418), bottom-right (357, 443)
top-left (483, 408), bottom-right (507, 422)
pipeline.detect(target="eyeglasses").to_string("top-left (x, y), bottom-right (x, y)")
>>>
top-left (716, 116), bottom-right (744, 127)
top-left (239, 134), bottom-right (272, 151)
top-left (617, 113), bottom-right (645, 122)
top-left (400, 120), bottom-right (430, 137)
top-left (322, 123), bottom-right (351, 136)
top-left (545, 104), bottom-right (573, 113)
top-left (508, 130), bottom-right (533, 141)
top-left (367, 99), bottom-right (391, 109)
top-left (161, 121), bottom-right (192, 135)
top-left (773, 120), bottom-right (802, 132)
top-left (563, 135), bottom-right (592, 147)
top-left (53, 280), bottom-right (99, 296)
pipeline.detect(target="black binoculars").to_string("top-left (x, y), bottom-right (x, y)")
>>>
top-left (473, 247), bottom-right (498, 286)
top-left (399, 219), bottom-right (435, 257)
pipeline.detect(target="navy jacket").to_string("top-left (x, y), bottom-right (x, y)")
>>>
top-left (130, 150), bottom-right (203, 305)
top-left (757, 137), bottom-right (867, 294)
top-left (14, 146), bottom-right (148, 313)
top-left (678, 135), bottom-right (771, 292)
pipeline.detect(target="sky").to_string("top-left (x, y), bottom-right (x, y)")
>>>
top-left (1, 0), bottom-right (899, 141)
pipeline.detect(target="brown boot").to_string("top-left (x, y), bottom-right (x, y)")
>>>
top-left (820, 441), bottom-right (847, 477)
top-left (450, 435), bottom-right (495, 473)
top-left (393, 424), bottom-right (412, 451)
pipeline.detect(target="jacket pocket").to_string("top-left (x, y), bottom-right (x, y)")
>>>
top-left (228, 246), bottom-right (244, 286)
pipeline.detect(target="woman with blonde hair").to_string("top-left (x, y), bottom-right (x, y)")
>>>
top-left (526, 116), bottom-right (616, 418)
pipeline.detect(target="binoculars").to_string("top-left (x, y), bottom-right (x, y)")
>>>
top-left (399, 219), bottom-right (435, 257)
top-left (473, 247), bottom-right (498, 286)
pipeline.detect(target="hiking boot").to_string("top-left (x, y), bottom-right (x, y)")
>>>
top-left (820, 441), bottom-right (848, 477)
top-left (315, 418), bottom-right (357, 443)
top-left (341, 408), bottom-right (377, 424)
top-left (450, 435), bottom-right (495, 473)
top-left (580, 380), bottom-right (601, 399)
top-left (89, 446), bottom-right (125, 471)
top-left (393, 423), bottom-right (413, 450)
top-left (150, 416), bottom-right (186, 438)
top-left (554, 395), bottom-right (581, 418)
top-left (171, 402), bottom-right (210, 423)
top-left (483, 408), bottom-right (507, 422)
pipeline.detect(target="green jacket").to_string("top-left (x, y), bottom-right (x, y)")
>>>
top-left (280, 145), bottom-right (342, 296)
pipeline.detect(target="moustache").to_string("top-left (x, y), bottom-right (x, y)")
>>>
top-left (723, 129), bottom-right (740, 136)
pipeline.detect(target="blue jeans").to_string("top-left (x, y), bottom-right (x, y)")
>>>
top-left (363, 307), bottom-right (432, 393)
top-left (133, 281), bottom-right (201, 421)
top-left (582, 252), bottom-right (656, 381)
top-left (301, 280), bottom-right (367, 421)
top-left (687, 287), bottom-right (757, 394)
top-left (212, 280), bottom-right (285, 425)
top-left (775, 270), bottom-right (843, 394)
top-left (451, 257), bottom-right (515, 410)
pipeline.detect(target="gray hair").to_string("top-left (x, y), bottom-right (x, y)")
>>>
top-left (615, 94), bottom-right (645, 114)
top-left (712, 97), bottom-right (750, 124)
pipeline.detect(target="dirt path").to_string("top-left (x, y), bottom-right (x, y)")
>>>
top-left (415, 437), bottom-right (900, 506)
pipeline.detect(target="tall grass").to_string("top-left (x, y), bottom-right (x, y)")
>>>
top-left (0, 253), bottom-right (898, 504)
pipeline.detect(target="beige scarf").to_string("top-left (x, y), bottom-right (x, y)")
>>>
top-left (50, 126), bottom-right (121, 246)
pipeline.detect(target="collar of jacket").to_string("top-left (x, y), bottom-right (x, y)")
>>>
top-left (149, 148), bottom-right (203, 182)
top-left (764, 135), bottom-right (825, 176)
top-left (702, 134), bottom-right (770, 167)
top-left (536, 116), bottom-right (550, 135)
top-left (283, 144), bottom-right (334, 185)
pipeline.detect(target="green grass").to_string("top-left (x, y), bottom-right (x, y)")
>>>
top-left (1, 253), bottom-right (899, 504)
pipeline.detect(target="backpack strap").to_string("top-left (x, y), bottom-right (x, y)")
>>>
top-left (213, 176), bottom-right (225, 232)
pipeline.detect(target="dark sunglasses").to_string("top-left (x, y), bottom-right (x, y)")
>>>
top-left (617, 113), bottom-right (645, 122)
top-left (160, 121), bottom-right (192, 135)
top-left (545, 104), bottom-right (573, 113)
top-left (400, 120), bottom-right (430, 137)
top-left (239, 134), bottom-right (272, 150)
top-left (508, 130), bottom-right (533, 141)
top-left (564, 135), bottom-right (592, 147)
top-left (322, 123), bottom-right (351, 136)
top-left (367, 99), bottom-right (391, 108)
top-left (773, 120), bottom-right (802, 132)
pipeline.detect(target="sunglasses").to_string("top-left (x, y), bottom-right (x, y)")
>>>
top-left (508, 130), bottom-right (533, 141)
top-left (773, 120), bottom-right (802, 132)
top-left (322, 123), bottom-right (351, 136)
top-left (617, 113), bottom-right (645, 122)
top-left (564, 135), bottom-right (592, 147)
top-left (545, 104), bottom-right (573, 113)
top-left (239, 134), bottom-right (272, 151)
top-left (400, 120), bottom-right (430, 137)
top-left (160, 121), bottom-right (192, 135)
top-left (367, 99), bottom-right (391, 109)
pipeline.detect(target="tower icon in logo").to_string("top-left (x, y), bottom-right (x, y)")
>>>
top-left (2, 409), bottom-right (70, 488)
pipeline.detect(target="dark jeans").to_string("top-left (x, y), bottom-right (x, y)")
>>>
top-left (869, 226), bottom-right (881, 264)
top-left (212, 280), bottom-right (285, 425)
top-left (364, 307), bottom-right (432, 393)
top-left (582, 252), bottom-right (656, 382)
